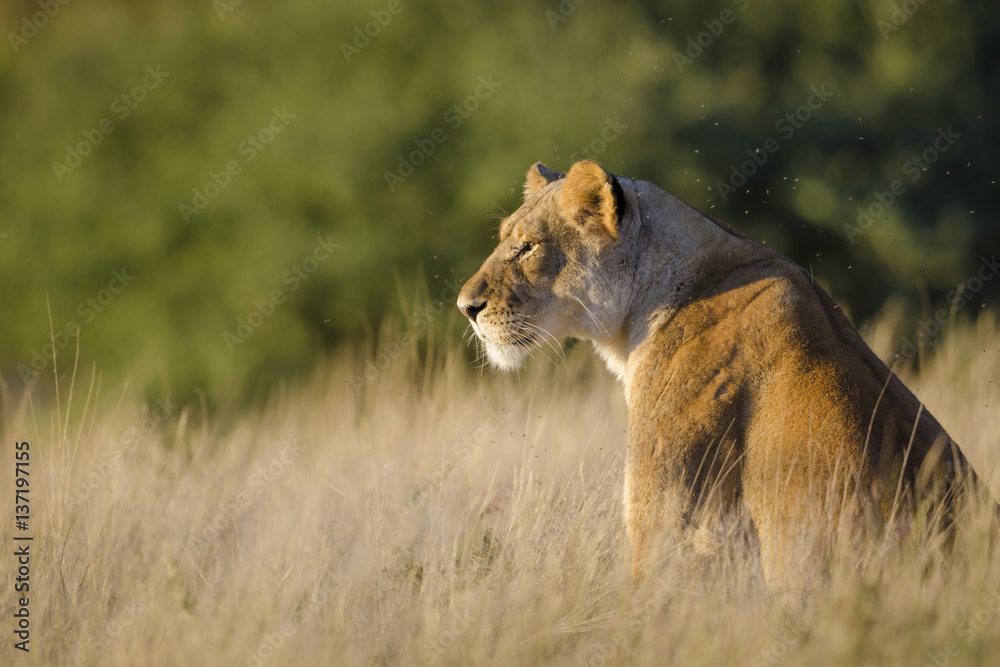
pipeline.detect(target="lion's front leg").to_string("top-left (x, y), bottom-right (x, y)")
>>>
top-left (625, 424), bottom-right (745, 580)
top-left (625, 443), bottom-right (692, 579)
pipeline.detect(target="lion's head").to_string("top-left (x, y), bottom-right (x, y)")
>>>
top-left (457, 160), bottom-right (635, 371)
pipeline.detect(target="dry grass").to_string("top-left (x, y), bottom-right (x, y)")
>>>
top-left (2, 311), bottom-right (1000, 667)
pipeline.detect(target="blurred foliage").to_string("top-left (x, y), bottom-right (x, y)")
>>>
top-left (0, 0), bottom-right (996, 400)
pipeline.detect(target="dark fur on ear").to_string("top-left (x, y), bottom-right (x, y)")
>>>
top-left (610, 173), bottom-right (627, 221)
top-left (523, 162), bottom-right (565, 199)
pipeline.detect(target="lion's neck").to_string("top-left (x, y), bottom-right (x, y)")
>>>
top-left (591, 183), bottom-right (753, 390)
top-left (593, 338), bottom-right (629, 383)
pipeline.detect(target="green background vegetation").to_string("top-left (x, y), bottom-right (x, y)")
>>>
top-left (0, 0), bottom-right (996, 400)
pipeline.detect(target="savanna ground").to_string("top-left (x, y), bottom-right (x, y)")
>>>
top-left (2, 307), bottom-right (1000, 667)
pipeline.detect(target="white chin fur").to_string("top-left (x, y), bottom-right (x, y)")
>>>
top-left (483, 339), bottom-right (531, 372)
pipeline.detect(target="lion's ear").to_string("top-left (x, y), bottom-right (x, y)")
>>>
top-left (559, 160), bottom-right (621, 241)
top-left (523, 162), bottom-right (565, 199)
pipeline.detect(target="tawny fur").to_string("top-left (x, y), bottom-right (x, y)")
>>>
top-left (458, 160), bottom-right (983, 588)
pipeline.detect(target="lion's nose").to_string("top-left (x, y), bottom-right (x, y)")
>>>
top-left (459, 297), bottom-right (486, 323)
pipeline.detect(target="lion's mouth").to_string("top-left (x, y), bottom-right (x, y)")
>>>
top-left (469, 320), bottom-right (548, 372)
top-left (507, 331), bottom-right (536, 347)
top-left (475, 330), bottom-right (537, 350)
top-left (471, 320), bottom-right (539, 349)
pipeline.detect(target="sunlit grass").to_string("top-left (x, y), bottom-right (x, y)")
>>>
top-left (1, 313), bottom-right (998, 666)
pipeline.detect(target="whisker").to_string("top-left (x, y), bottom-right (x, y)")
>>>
top-left (571, 296), bottom-right (610, 338)
top-left (511, 321), bottom-right (570, 372)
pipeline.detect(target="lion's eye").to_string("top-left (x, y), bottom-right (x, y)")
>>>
top-left (513, 242), bottom-right (535, 261)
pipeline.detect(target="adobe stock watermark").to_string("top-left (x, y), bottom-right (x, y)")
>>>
top-left (843, 126), bottom-right (960, 243)
top-left (223, 234), bottom-right (339, 352)
top-left (395, 409), bottom-right (508, 521)
top-left (714, 84), bottom-right (833, 202)
top-left (895, 254), bottom-right (999, 362)
top-left (179, 107), bottom-right (296, 224)
top-left (188, 441), bottom-right (305, 551)
top-left (877, 0), bottom-right (932, 40)
top-left (348, 276), bottom-right (464, 392)
top-left (18, 268), bottom-right (135, 383)
top-left (7, 0), bottom-right (73, 54)
top-left (52, 65), bottom-right (170, 182)
top-left (65, 397), bottom-right (178, 507)
top-left (340, 0), bottom-right (412, 62)
top-left (213, 0), bottom-right (244, 21)
top-left (566, 116), bottom-right (628, 164)
top-left (403, 609), bottom-right (474, 666)
top-left (576, 583), bottom-right (671, 667)
top-left (235, 574), bottom-right (345, 667)
top-left (68, 598), bottom-right (148, 667)
top-left (672, 0), bottom-right (751, 72)
top-left (383, 75), bottom-right (501, 192)
top-left (749, 619), bottom-right (809, 667)
top-left (545, 0), bottom-right (587, 31)
top-left (920, 589), bottom-right (1000, 667)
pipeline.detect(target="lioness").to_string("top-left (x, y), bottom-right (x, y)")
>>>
top-left (457, 159), bottom-right (984, 586)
